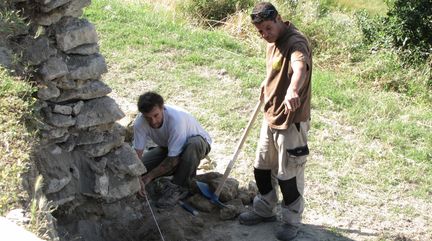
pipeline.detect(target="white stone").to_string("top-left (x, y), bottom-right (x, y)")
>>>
top-left (0, 217), bottom-right (43, 241)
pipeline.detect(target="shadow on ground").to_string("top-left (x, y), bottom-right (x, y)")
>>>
top-left (296, 223), bottom-right (377, 241)
top-left (208, 220), bottom-right (365, 241)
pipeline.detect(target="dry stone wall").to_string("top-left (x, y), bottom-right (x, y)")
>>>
top-left (1, 2), bottom-right (267, 240)
top-left (7, 0), bottom-right (147, 229)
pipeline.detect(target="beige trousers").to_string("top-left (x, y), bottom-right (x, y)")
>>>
top-left (253, 119), bottom-right (310, 225)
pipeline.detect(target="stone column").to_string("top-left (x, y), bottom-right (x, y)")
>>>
top-left (16, 0), bottom-right (146, 211)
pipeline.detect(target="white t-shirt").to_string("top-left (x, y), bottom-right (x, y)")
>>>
top-left (133, 105), bottom-right (212, 157)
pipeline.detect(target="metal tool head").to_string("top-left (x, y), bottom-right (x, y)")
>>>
top-left (196, 181), bottom-right (228, 208)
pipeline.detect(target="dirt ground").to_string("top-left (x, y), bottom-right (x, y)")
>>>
top-left (138, 179), bottom-right (355, 241)
top-left (112, 91), bottom-right (351, 241)
top-left (111, 91), bottom-right (430, 241)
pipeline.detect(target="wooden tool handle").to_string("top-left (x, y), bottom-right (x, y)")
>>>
top-left (215, 100), bottom-right (263, 197)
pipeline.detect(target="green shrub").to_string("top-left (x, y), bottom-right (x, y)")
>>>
top-left (357, 0), bottom-right (432, 65)
top-left (384, 0), bottom-right (432, 64)
top-left (353, 1), bottom-right (432, 99)
top-left (179, 0), bottom-right (254, 25)
top-left (355, 10), bottom-right (385, 45)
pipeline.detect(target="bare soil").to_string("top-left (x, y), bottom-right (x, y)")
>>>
top-left (111, 77), bottom-right (430, 241)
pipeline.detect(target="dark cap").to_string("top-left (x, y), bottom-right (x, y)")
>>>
top-left (250, 2), bottom-right (278, 24)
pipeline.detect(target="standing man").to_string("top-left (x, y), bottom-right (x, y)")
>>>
top-left (133, 91), bottom-right (212, 208)
top-left (239, 2), bottom-right (312, 241)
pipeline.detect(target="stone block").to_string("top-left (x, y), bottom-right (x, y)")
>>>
top-left (75, 129), bottom-right (106, 145)
top-left (76, 96), bottom-right (125, 129)
top-left (66, 43), bottom-right (99, 55)
top-left (67, 54), bottom-right (107, 80)
top-left (238, 181), bottom-right (258, 205)
top-left (55, 79), bottom-right (111, 102)
top-left (53, 104), bottom-right (73, 115)
top-left (105, 144), bottom-right (147, 177)
top-left (103, 170), bottom-right (141, 203)
top-left (22, 36), bottom-right (57, 66)
top-left (219, 204), bottom-right (238, 220)
top-left (72, 100), bottom-right (84, 115)
top-left (45, 112), bottom-right (76, 128)
top-left (197, 172), bottom-right (239, 203)
top-left (41, 127), bottom-right (68, 139)
top-left (212, 178), bottom-right (239, 202)
top-left (53, 76), bottom-right (76, 90)
top-left (94, 173), bottom-right (109, 196)
top-left (0, 47), bottom-right (13, 68)
top-left (35, 0), bottom-right (91, 26)
top-left (37, 82), bottom-right (61, 100)
top-left (39, 56), bottom-right (68, 81)
top-left (77, 132), bottom-right (124, 157)
top-left (187, 194), bottom-right (217, 213)
top-left (35, 144), bottom-right (74, 195)
top-left (55, 17), bottom-right (98, 51)
top-left (59, 135), bottom-right (76, 152)
top-left (46, 176), bottom-right (72, 194)
top-left (40, 0), bottom-right (72, 13)
top-left (88, 157), bottom-right (107, 175)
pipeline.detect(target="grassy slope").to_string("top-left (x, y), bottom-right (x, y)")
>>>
top-left (331, 0), bottom-right (387, 14)
top-left (0, 67), bottom-right (34, 215)
top-left (85, 0), bottom-right (431, 239)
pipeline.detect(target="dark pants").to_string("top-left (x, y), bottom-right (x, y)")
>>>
top-left (141, 136), bottom-right (211, 188)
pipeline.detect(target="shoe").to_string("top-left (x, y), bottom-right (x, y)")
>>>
top-left (238, 210), bottom-right (276, 226)
top-left (275, 223), bottom-right (299, 241)
top-left (155, 182), bottom-right (188, 208)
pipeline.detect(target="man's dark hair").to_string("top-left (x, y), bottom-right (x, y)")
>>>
top-left (137, 91), bottom-right (164, 113)
top-left (250, 2), bottom-right (278, 24)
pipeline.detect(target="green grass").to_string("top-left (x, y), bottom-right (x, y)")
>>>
top-left (84, 0), bottom-right (431, 239)
top-left (85, 0), bottom-right (263, 135)
top-left (312, 70), bottom-right (431, 197)
top-left (0, 67), bottom-right (35, 216)
top-left (329, 0), bottom-right (387, 15)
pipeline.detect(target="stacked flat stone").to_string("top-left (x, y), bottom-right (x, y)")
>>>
top-left (18, 0), bottom-right (146, 207)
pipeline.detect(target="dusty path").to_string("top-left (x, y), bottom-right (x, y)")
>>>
top-left (206, 219), bottom-right (356, 241)
top-left (140, 190), bottom-right (356, 241)
top-left (112, 88), bottom-right (430, 241)
top-left (112, 92), bottom-right (363, 241)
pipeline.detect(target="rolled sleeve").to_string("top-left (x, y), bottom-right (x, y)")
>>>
top-left (291, 42), bottom-right (311, 70)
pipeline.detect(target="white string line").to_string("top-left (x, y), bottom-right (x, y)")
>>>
top-left (144, 193), bottom-right (166, 241)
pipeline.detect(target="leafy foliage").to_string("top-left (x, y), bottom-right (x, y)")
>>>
top-left (353, 0), bottom-right (431, 97)
top-left (357, 0), bottom-right (432, 64)
top-left (384, 0), bottom-right (432, 63)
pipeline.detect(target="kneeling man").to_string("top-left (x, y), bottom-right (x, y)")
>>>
top-left (133, 91), bottom-right (212, 208)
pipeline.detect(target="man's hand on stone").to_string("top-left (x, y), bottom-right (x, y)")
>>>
top-left (138, 174), bottom-right (152, 197)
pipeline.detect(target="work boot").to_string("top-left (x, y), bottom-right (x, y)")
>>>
top-left (238, 210), bottom-right (276, 225)
top-left (275, 223), bottom-right (299, 241)
top-left (156, 182), bottom-right (188, 208)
